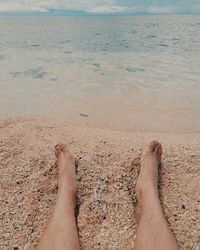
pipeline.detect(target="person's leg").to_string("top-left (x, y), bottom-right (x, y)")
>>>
top-left (36, 144), bottom-right (80, 250)
top-left (135, 141), bottom-right (179, 250)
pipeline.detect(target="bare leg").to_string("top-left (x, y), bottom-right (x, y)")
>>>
top-left (135, 141), bottom-right (179, 250)
top-left (36, 144), bottom-right (80, 250)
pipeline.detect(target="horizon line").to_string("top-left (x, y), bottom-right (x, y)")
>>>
top-left (0, 12), bottom-right (199, 16)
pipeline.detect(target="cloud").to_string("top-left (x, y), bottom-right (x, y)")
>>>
top-left (147, 5), bottom-right (180, 14)
top-left (128, 5), bottom-right (184, 14)
top-left (0, 0), bottom-right (199, 14)
top-left (0, 0), bottom-right (126, 13)
top-left (0, 1), bottom-right (46, 12)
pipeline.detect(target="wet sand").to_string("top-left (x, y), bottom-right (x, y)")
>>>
top-left (0, 116), bottom-right (200, 249)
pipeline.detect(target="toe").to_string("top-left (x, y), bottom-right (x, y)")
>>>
top-left (55, 144), bottom-right (60, 152)
top-left (59, 143), bottom-right (69, 152)
top-left (155, 143), bottom-right (162, 158)
top-left (55, 144), bottom-right (75, 163)
top-left (148, 140), bottom-right (159, 152)
top-left (55, 144), bottom-right (63, 157)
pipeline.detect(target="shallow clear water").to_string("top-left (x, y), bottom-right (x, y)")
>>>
top-left (0, 15), bottom-right (200, 132)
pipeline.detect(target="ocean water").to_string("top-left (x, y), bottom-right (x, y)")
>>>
top-left (0, 15), bottom-right (200, 132)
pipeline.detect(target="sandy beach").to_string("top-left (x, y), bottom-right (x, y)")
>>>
top-left (0, 15), bottom-right (200, 250)
top-left (0, 116), bottom-right (200, 249)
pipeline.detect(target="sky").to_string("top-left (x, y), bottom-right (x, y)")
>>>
top-left (0, 0), bottom-right (199, 15)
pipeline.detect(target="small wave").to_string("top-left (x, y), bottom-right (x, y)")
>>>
top-left (24, 68), bottom-right (47, 80)
top-left (126, 67), bottom-right (145, 73)
top-left (9, 72), bottom-right (21, 77)
top-left (93, 63), bottom-right (100, 68)
top-left (146, 35), bottom-right (157, 39)
top-left (10, 68), bottom-right (47, 80)
top-left (171, 38), bottom-right (180, 41)
top-left (159, 43), bottom-right (169, 47)
top-left (58, 40), bottom-right (70, 44)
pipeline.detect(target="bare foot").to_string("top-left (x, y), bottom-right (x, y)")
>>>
top-left (136, 141), bottom-right (162, 205)
top-left (55, 144), bottom-right (76, 196)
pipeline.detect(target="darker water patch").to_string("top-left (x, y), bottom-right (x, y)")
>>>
top-left (23, 68), bottom-right (47, 79)
top-left (10, 67), bottom-right (47, 80)
top-left (171, 38), bottom-right (180, 41)
top-left (9, 72), bottom-right (21, 77)
top-left (31, 44), bottom-right (40, 47)
top-left (93, 63), bottom-right (101, 71)
top-left (58, 40), bottom-right (70, 44)
top-left (146, 24), bottom-right (157, 28)
top-left (159, 43), bottom-right (169, 47)
top-left (126, 67), bottom-right (145, 73)
top-left (146, 35), bottom-right (157, 39)
top-left (149, 35), bottom-right (157, 38)
top-left (93, 63), bottom-right (100, 68)
top-left (64, 51), bottom-right (73, 54)
top-left (149, 23), bottom-right (158, 27)
top-left (122, 39), bottom-right (129, 48)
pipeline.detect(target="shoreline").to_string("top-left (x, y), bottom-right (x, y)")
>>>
top-left (1, 114), bottom-right (200, 135)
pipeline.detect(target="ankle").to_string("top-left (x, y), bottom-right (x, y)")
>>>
top-left (58, 180), bottom-right (76, 196)
top-left (136, 185), bottom-right (160, 216)
top-left (136, 181), bottom-right (159, 208)
top-left (58, 174), bottom-right (76, 190)
top-left (57, 187), bottom-right (76, 209)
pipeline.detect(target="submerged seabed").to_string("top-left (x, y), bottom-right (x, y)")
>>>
top-left (0, 15), bottom-right (200, 132)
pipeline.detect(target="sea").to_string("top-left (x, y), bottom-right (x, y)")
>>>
top-left (0, 15), bottom-right (200, 132)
